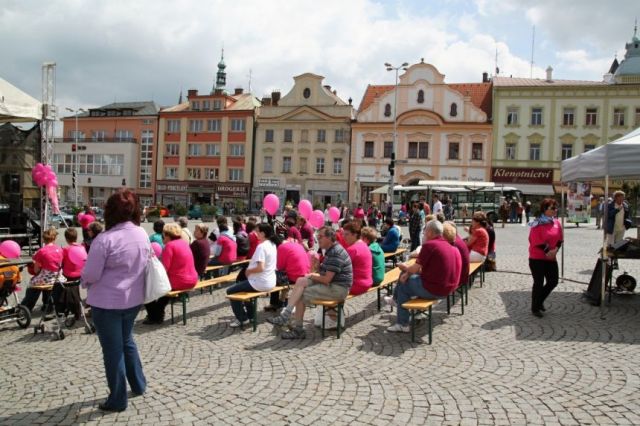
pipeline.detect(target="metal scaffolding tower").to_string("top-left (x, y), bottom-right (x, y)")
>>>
top-left (40, 62), bottom-right (57, 235)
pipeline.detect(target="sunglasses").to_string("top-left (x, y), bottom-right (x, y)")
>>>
top-left (546, 206), bottom-right (558, 211)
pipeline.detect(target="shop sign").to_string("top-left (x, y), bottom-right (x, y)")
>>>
top-left (257, 177), bottom-right (282, 188)
top-left (491, 167), bottom-right (553, 184)
top-left (216, 183), bottom-right (249, 197)
top-left (156, 183), bottom-right (188, 192)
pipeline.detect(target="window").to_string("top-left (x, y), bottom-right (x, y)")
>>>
top-left (383, 141), bottom-right (393, 158)
top-left (333, 158), bottom-right (343, 175)
top-left (613, 108), bottom-right (625, 126)
top-left (529, 143), bottom-right (541, 160)
top-left (586, 108), bottom-right (598, 126)
top-left (139, 130), bottom-right (154, 188)
top-left (448, 142), bottom-right (459, 160)
top-left (213, 100), bottom-right (222, 110)
top-left (282, 156), bottom-right (292, 173)
top-left (531, 108), bottom-right (543, 125)
top-left (202, 100), bottom-right (211, 111)
top-left (265, 129), bottom-right (274, 142)
top-left (299, 157), bottom-right (308, 174)
top-left (364, 141), bottom-right (374, 158)
top-left (229, 168), bottom-right (243, 181)
top-left (303, 88), bottom-right (311, 98)
top-left (92, 130), bottom-right (106, 141)
top-left (56, 154), bottom-right (124, 176)
top-left (417, 90), bottom-right (424, 104)
top-left (635, 107), bottom-right (640, 127)
top-left (561, 144), bottom-right (573, 160)
top-left (187, 168), bottom-right (201, 180)
top-left (317, 129), bottom-right (326, 143)
top-left (384, 103), bottom-right (392, 117)
top-left (69, 130), bottom-right (85, 141)
top-left (191, 101), bottom-right (200, 110)
top-left (563, 108), bottom-right (575, 126)
top-left (335, 129), bottom-right (348, 143)
top-left (471, 143), bottom-right (483, 160)
top-left (505, 143), bottom-right (516, 160)
top-left (207, 119), bottom-right (221, 132)
top-left (284, 129), bottom-right (293, 142)
top-left (116, 130), bottom-right (133, 141)
top-left (165, 167), bottom-right (178, 179)
top-left (165, 143), bottom-right (179, 156)
top-left (264, 156), bottom-right (273, 173)
top-left (231, 119), bottom-right (245, 132)
top-left (205, 144), bottom-right (220, 156)
top-left (142, 119), bottom-right (153, 125)
top-left (204, 168), bottom-right (219, 180)
top-left (167, 119), bottom-right (180, 133)
top-left (450, 103), bottom-right (458, 117)
top-left (507, 108), bottom-right (519, 125)
top-left (229, 144), bottom-right (245, 156)
top-left (188, 144), bottom-right (202, 156)
top-left (301, 129), bottom-right (308, 143)
top-left (584, 144), bottom-right (596, 152)
top-left (315, 158), bottom-right (325, 174)
top-left (408, 142), bottom-right (429, 159)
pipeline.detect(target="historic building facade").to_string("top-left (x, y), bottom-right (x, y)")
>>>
top-left (253, 73), bottom-right (353, 209)
top-left (350, 60), bottom-right (492, 204)
top-left (491, 29), bottom-right (640, 196)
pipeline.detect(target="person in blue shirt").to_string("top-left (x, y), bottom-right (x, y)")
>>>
top-left (380, 217), bottom-right (401, 253)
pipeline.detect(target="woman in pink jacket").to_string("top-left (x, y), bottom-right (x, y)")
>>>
top-left (528, 198), bottom-right (563, 318)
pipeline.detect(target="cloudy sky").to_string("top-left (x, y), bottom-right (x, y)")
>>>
top-left (1, 0), bottom-right (638, 116)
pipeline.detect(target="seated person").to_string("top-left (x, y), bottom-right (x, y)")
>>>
top-left (21, 227), bottom-right (64, 313)
top-left (234, 220), bottom-right (250, 261)
top-left (267, 226), bottom-right (352, 339)
top-left (443, 222), bottom-right (470, 290)
top-left (57, 228), bottom-right (86, 318)
top-left (264, 237), bottom-right (311, 311)
top-left (208, 216), bottom-right (237, 267)
top-left (144, 223), bottom-right (198, 324)
top-left (342, 222), bottom-right (372, 296)
top-left (296, 216), bottom-right (315, 250)
top-left (285, 217), bottom-right (302, 243)
top-left (465, 212), bottom-right (489, 263)
top-left (149, 219), bottom-right (165, 248)
top-left (386, 220), bottom-right (461, 333)
top-left (379, 217), bottom-right (401, 253)
top-left (190, 224), bottom-right (211, 278)
top-left (361, 226), bottom-right (384, 287)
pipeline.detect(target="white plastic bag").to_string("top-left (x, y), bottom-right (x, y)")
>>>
top-left (144, 253), bottom-right (171, 303)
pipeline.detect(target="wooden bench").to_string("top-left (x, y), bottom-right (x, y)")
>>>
top-left (166, 271), bottom-right (240, 325)
top-left (204, 259), bottom-right (250, 275)
top-left (225, 286), bottom-right (289, 331)
top-left (383, 248), bottom-right (407, 268)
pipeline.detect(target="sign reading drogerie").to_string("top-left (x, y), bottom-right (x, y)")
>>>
top-left (491, 167), bottom-right (553, 184)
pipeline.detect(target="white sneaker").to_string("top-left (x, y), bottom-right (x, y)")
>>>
top-left (383, 296), bottom-right (397, 312)
top-left (387, 323), bottom-right (410, 333)
top-left (229, 319), bottom-right (249, 328)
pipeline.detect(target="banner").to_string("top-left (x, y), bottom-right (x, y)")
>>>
top-left (567, 182), bottom-right (592, 224)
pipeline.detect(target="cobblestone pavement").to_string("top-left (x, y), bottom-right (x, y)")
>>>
top-left (1, 221), bottom-right (639, 425)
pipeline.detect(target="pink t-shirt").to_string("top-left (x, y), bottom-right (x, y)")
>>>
top-left (62, 243), bottom-right (85, 278)
top-left (33, 244), bottom-right (63, 272)
top-left (468, 227), bottom-right (489, 256)
top-left (276, 241), bottom-right (310, 283)
top-left (346, 239), bottom-right (372, 295)
top-left (162, 239), bottom-right (198, 290)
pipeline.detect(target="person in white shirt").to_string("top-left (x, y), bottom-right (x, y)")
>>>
top-left (432, 195), bottom-right (443, 215)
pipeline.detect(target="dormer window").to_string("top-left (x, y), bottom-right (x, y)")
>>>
top-left (417, 90), bottom-right (424, 104)
top-left (303, 88), bottom-right (311, 99)
top-left (384, 103), bottom-right (392, 117)
top-left (450, 103), bottom-right (458, 117)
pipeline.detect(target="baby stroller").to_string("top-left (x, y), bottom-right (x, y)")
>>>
top-left (33, 277), bottom-right (94, 340)
top-left (0, 268), bottom-right (31, 330)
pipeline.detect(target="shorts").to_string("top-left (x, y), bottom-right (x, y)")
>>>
top-left (302, 282), bottom-right (349, 306)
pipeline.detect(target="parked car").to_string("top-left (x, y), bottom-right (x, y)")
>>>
top-left (90, 207), bottom-right (105, 223)
top-left (187, 205), bottom-right (202, 220)
top-left (50, 211), bottom-right (74, 228)
top-left (143, 205), bottom-right (170, 221)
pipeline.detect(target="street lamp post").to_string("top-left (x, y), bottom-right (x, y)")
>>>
top-left (385, 62), bottom-right (408, 218)
top-left (65, 107), bottom-right (85, 207)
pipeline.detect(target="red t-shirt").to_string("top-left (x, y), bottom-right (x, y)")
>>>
top-left (468, 227), bottom-right (489, 256)
top-left (216, 234), bottom-right (238, 264)
top-left (247, 231), bottom-right (259, 258)
top-left (453, 235), bottom-right (470, 287)
top-left (528, 219), bottom-right (563, 260)
top-left (418, 236), bottom-right (461, 297)
top-left (276, 241), bottom-right (310, 283)
top-left (34, 244), bottom-right (63, 272)
top-left (287, 226), bottom-right (302, 243)
top-left (62, 243), bottom-right (85, 278)
top-left (346, 239), bottom-right (372, 295)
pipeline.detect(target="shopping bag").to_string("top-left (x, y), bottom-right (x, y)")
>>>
top-left (144, 254), bottom-right (171, 303)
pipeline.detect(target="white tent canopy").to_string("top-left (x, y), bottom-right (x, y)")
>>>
top-left (561, 127), bottom-right (640, 181)
top-left (0, 77), bottom-right (42, 122)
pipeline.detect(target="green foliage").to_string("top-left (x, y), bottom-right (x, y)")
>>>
top-left (173, 203), bottom-right (188, 216)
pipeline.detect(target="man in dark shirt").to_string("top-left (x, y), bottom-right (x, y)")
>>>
top-left (387, 220), bottom-right (461, 333)
top-left (408, 203), bottom-right (422, 252)
top-left (267, 226), bottom-right (352, 339)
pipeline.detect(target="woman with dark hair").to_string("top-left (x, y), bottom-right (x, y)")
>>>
top-left (465, 211), bottom-right (489, 263)
top-left (226, 223), bottom-right (280, 327)
top-left (528, 198), bottom-right (563, 318)
top-left (234, 220), bottom-right (250, 260)
top-left (149, 219), bottom-right (165, 248)
top-left (191, 224), bottom-right (211, 277)
top-left (81, 189), bottom-right (147, 412)
top-left (208, 216), bottom-right (237, 267)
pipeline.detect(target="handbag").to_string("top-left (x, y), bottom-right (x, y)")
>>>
top-left (144, 250), bottom-right (171, 304)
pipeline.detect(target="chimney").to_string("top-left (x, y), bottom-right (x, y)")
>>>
top-left (234, 87), bottom-right (244, 95)
top-left (333, 90), bottom-right (337, 95)
top-left (348, 97), bottom-right (352, 105)
top-left (187, 89), bottom-right (198, 97)
top-left (546, 66), bottom-right (553, 82)
top-left (482, 72), bottom-right (489, 83)
top-left (271, 91), bottom-right (281, 106)
top-left (261, 96), bottom-right (271, 106)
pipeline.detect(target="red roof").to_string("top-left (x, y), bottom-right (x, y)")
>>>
top-left (358, 82), bottom-right (492, 119)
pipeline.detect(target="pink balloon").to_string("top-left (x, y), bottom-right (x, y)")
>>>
top-left (309, 210), bottom-right (325, 228)
top-left (0, 240), bottom-right (21, 259)
top-left (77, 212), bottom-right (86, 222)
top-left (151, 242), bottom-right (162, 258)
top-left (263, 193), bottom-right (280, 216)
top-left (67, 245), bottom-right (87, 266)
top-left (79, 215), bottom-right (94, 229)
top-left (328, 206), bottom-right (340, 224)
top-left (298, 199), bottom-right (312, 220)
top-left (33, 170), bottom-right (46, 186)
top-left (34, 163), bottom-right (45, 172)
top-left (44, 164), bottom-right (53, 172)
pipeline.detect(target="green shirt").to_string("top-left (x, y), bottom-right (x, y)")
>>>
top-left (149, 233), bottom-right (164, 248)
top-left (369, 241), bottom-right (385, 286)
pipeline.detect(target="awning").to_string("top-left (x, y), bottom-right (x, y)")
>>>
top-left (517, 184), bottom-right (554, 195)
top-left (370, 184), bottom-right (389, 194)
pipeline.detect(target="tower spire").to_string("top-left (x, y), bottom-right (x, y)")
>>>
top-left (214, 48), bottom-right (227, 93)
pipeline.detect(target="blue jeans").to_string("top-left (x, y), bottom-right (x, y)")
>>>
top-left (226, 280), bottom-right (256, 322)
top-left (92, 306), bottom-right (146, 410)
top-left (393, 274), bottom-right (444, 326)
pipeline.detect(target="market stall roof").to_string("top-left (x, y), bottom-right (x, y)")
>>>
top-left (516, 184), bottom-right (555, 195)
top-left (0, 77), bottom-right (42, 122)
top-left (561, 127), bottom-right (640, 182)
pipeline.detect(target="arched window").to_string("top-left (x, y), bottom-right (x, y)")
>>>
top-left (303, 88), bottom-right (311, 99)
top-left (450, 103), bottom-right (458, 117)
top-left (417, 90), bottom-right (424, 104)
top-left (384, 103), bottom-right (392, 117)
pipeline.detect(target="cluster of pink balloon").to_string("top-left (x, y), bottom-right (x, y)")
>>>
top-left (261, 195), bottom-right (341, 229)
top-left (31, 163), bottom-right (61, 214)
top-left (76, 213), bottom-right (95, 229)
top-left (67, 245), bottom-right (88, 266)
top-left (150, 242), bottom-right (162, 258)
top-left (0, 240), bottom-right (21, 259)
